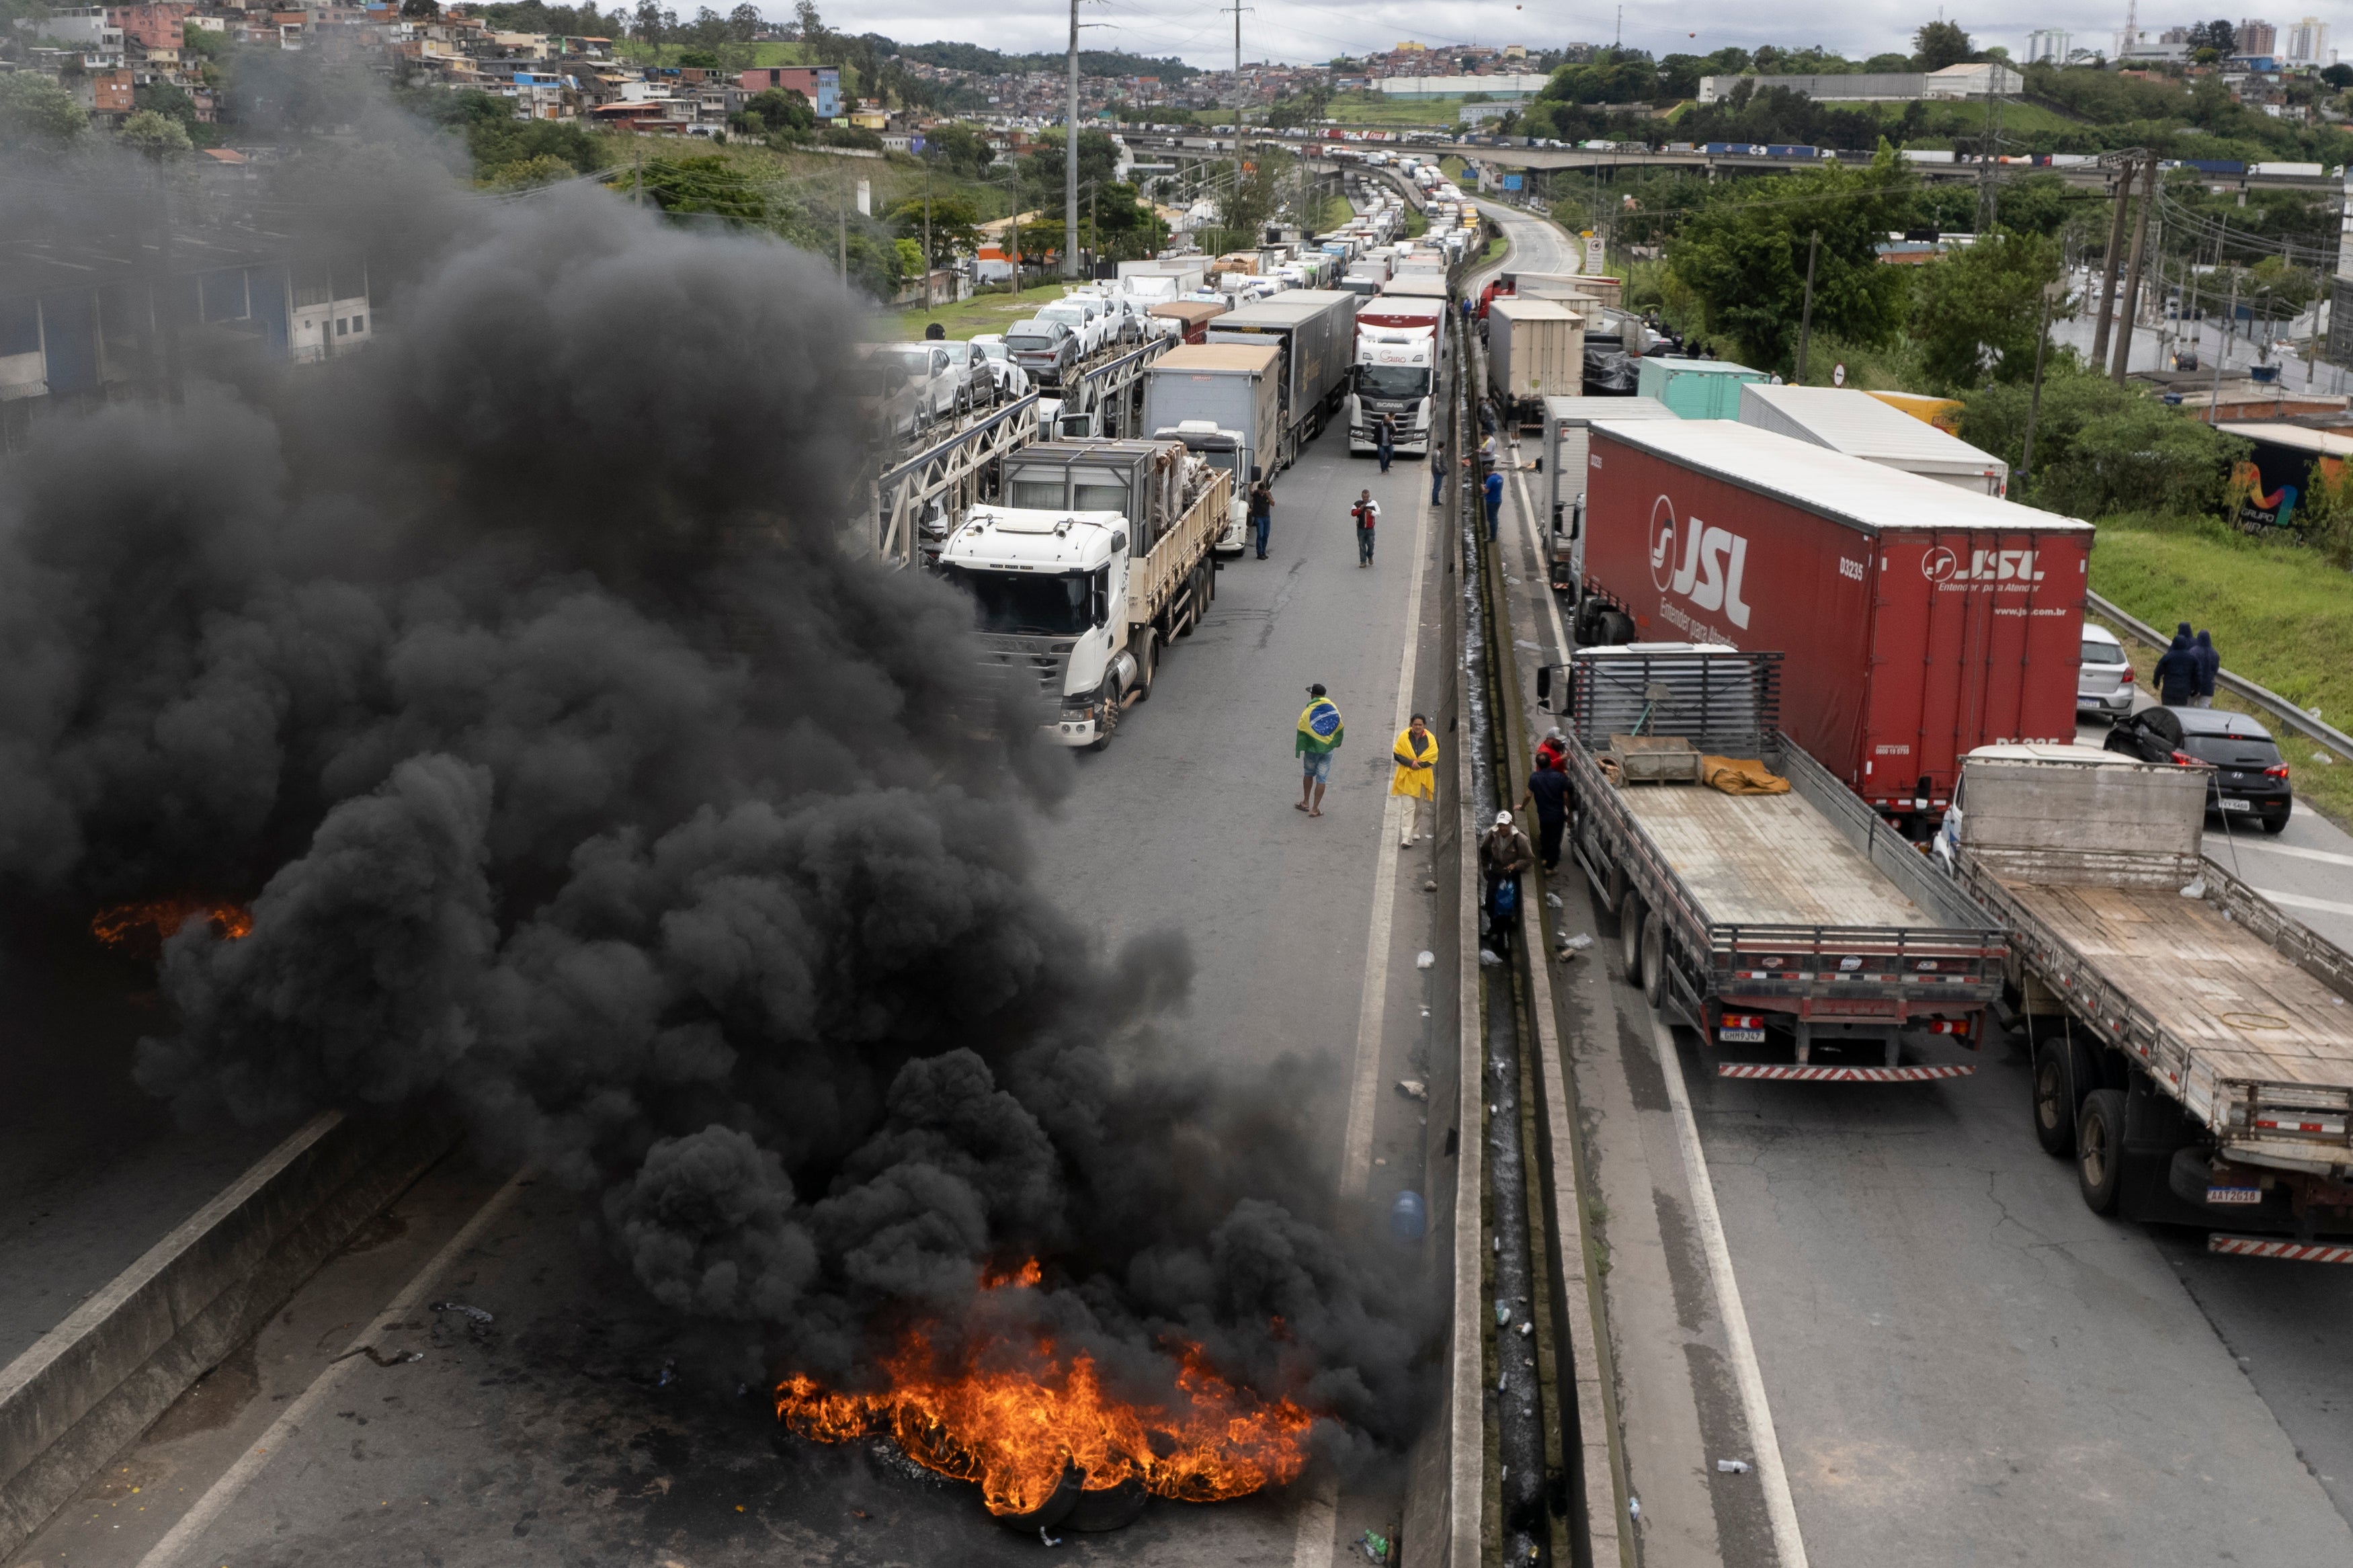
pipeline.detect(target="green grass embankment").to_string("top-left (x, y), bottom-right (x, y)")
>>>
top-left (2088, 511), bottom-right (2353, 826)
top-left (886, 281), bottom-right (1083, 341)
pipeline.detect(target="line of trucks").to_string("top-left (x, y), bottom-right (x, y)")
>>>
top-left (930, 196), bottom-right (1474, 753)
top-left (1526, 401), bottom-right (2353, 1254)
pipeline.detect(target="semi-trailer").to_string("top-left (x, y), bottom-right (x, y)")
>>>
top-left (1936, 744), bottom-right (2353, 1249)
top-left (1540, 395), bottom-right (1678, 591)
top-left (1635, 357), bottom-right (1767, 418)
top-left (1204, 289), bottom-right (1359, 469)
top-left (1572, 419), bottom-right (2092, 829)
top-left (1487, 297), bottom-right (1585, 425)
top-left (1737, 384), bottom-right (2010, 496)
top-left (1141, 341), bottom-right (1281, 543)
top-left (1546, 646), bottom-right (2007, 1076)
top-left (940, 438), bottom-right (1231, 750)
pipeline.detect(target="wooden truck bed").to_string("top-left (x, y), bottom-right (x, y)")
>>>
top-left (2003, 876), bottom-right (2353, 1091)
top-left (1623, 783), bottom-right (1930, 932)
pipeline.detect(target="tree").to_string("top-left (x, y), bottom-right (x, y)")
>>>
top-left (2196, 19), bottom-right (2237, 54)
top-left (794, 0), bottom-right (831, 63)
top-left (632, 0), bottom-right (663, 56)
top-left (118, 108), bottom-right (193, 158)
top-left (400, 0), bottom-right (440, 16)
top-left (1959, 369), bottom-right (2246, 517)
top-left (918, 120), bottom-right (993, 179)
top-left (1907, 229), bottom-right (2065, 393)
top-left (727, 2), bottom-right (759, 41)
top-left (887, 194), bottom-right (981, 265)
top-left (1912, 20), bottom-right (1974, 71)
top-left (1666, 144), bottom-right (1917, 370)
top-left (743, 86), bottom-right (814, 135)
top-left (0, 73), bottom-right (88, 147)
top-left (2323, 63), bottom-right (2353, 90)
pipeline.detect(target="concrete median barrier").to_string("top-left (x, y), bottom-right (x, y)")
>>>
top-left (0, 1108), bottom-right (458, 1557)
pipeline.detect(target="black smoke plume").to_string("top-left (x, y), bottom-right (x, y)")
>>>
top-left (0, 149), bottom-right (1431, 1467)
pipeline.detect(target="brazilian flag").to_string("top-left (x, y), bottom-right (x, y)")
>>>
top-left (1297, 698), bottom-right (1344, 753)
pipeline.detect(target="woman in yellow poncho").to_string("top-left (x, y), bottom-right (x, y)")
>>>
top-left (1391, 712), bottom-right (1438, 847)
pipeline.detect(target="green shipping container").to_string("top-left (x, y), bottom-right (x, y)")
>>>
top-left (1635, 358), bottom-right (1768, 419)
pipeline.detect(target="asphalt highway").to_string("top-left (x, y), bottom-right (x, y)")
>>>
top-left (1480, 199), bottom-right (2353, 1568)
top-left (4, 365), bottom-right (1453, 1568)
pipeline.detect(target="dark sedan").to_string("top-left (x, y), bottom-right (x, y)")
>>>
top-left (2174, 707), bottom-right (2293, 833)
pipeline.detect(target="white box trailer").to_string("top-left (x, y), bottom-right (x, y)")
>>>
top-left (1737, 384), bottom-right (2010, 497)
top-left (1487, 297), bottom-right (1585, 423)
top-left (1540, 397), bottom-right (1678, 591)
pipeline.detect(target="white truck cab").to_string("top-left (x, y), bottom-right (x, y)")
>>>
top-left (1346, 328), bottom-right (1437, 456)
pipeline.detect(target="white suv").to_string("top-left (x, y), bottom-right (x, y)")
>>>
top-left (2077, 623), bottom-right (2135, 723)
top-left (1035, 298), bottom-right (1107, 357)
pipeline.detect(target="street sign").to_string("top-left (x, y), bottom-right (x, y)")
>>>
top-left (1585, 235), bottom-right (1604, 274)
top-left (1832, 362), bottom-right (1847, 386)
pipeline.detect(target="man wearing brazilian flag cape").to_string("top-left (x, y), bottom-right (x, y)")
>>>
top-left (1295, 684), bottom-right (1344, 818)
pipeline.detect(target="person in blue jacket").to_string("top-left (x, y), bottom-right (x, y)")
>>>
top-left (1483, 467), bottom-right (1504, 540)
top-left (2153, 623), bottom-right (2200, 706)
top-left (2192, 629), bottom-right (2219, 708)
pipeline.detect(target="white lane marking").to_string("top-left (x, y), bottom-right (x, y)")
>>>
top-left (1337, 474), bottom-right (1436, 1200)
top-left (1290, 1474), bottom-right (1341, 1567)
top-left (2234, 840), bottom-right (2353, 870)
top-left (2256, 887), bottom-right (2353, 919)
top-left (137, 1167), bottom-right (538, 1568)
top-left (1651, 1018), bottom-right (1811, 1568)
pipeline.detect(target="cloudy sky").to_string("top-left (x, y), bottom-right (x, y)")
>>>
top-left (821, 3), bottom-right (2217, 69)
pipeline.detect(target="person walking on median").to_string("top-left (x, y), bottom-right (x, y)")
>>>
top-left (1483, 467), bottom-right (1504, 542)
top-left (1249, 478), bottom-right (1274, 560)
top-left (1536, 727), bottom-right (1568, 774)
top-left (1479, 811), bottom-right (1535, 957)
top-left (1352, 490), bottom-right (1380, 566)
top-left (2154, 622), bottom-right (2200, 707)
top-left (2194, 628), bottom-right (2219, 708)
top-left (1296, 684), bottom-right (1344, 817)
top-left (1391, 713), bottom-right (1439, 847)
top-left (1519, 752), bottom-right (1570, 872)
top-left (1376, 415), bottom-right (1396, 474)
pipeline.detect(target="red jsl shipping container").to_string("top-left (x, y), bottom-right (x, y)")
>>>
top-left (1579, 421), bottom-right (2092, 816)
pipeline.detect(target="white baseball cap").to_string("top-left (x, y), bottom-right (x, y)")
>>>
top-left (1494, 811), bottom-right (1513, 827)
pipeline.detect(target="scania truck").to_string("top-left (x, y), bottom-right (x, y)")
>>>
top-left (938, 440), bottom-right (1232, 749)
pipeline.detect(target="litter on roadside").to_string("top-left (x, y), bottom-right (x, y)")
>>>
top-left (1357, 1528), bottom-right (1393, 1563)
top-left (431, 1302), bottom-right (495, 1324)
top-left (1415, 950), bottom-right (1436, 968)
top-left (1716, 1458), bottom-right (1753, 1474)
top-left (1479, 948), bottom-right (1501, 966)
top-left (1560, 932), bottom-right (1593, 950)
top-left (1396, 1079), bottom-right (1428, 1101)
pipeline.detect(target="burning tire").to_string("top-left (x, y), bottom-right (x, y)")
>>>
top-left (992, 1460), bottom-right (1085, 1533)
top-left (1063, 1476), bottom-right (1150, 1531)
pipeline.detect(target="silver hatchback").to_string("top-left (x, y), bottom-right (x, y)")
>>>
top-left (2078, 623), bottom-right (2135, 721)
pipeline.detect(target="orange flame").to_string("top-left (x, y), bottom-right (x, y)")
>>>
top-left (91, 899), bottom-right (254, 948)
top-left (775, 1266), bottom-right (1313, 1516)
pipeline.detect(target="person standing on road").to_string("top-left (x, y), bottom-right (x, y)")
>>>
top-left (2154, 623), bottom-right (2200, 706)
top-left (1352, 489), bottom-right (1380, 566)
top-left (1479, 811), bottom-right (1535, 956)
top-left (1296, 684), bottom-right (1344, 817)
top-left (1376, 415), bottom-right (1396, 474)
top-left (1391, 713), bottom-right (1439, 847)
top-left (1430, 443), bottom-right (1446, 506)
top-left (2193, 628), bottom-right (2219, 707)
top-left (1483, 467), bottom-right (1504, 541)
top-left (1519, 753), bottom-right (1569, 872)
top-left (1536, 727), bottom-right (1568, 773)
top-left (1249, 478), bottom-right (1274, 560)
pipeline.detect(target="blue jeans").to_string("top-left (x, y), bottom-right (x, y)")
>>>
top-left (1485, 494), bottom-right (1501, 540)
top-left (1251, 513), bottom-right (1270, 556)
top-left (1302, 751), bottom-right (1333, 783)
top-left (1432, 468), bottom-right (1444, 503)
top-left (1358, 526), bottom-right (1375, 563)
top-left (1378, 446), bottom-right (1393, 472)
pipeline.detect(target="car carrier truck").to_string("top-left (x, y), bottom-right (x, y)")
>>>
top-left (939, 439), bottom-right (1231, 749)
top-left (1936, 743), bottom-right (2353, 1253)
top-left (1546, 646), bottom-right (2008, 1079)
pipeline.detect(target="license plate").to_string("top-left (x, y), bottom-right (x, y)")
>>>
top-left (1718, 1028), bottom-right (1766, 1043)
top-left (2206, 1186), bottom-right (2264, 1205)
top-left (2220, 797), bottom-right (2252, 812)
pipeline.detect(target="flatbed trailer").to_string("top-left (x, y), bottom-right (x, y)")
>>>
top-left (1553, 647), bottom-right (2007, 1079)
top-left (1940, 744), bottom-right (2353, 1249)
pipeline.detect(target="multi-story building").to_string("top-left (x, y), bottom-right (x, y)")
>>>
top-left (2237, 17), bottom-right (2278, 56)
top-left (2285, 16), bottom-right (2328, 64)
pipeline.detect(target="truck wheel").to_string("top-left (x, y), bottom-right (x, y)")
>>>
top-left (1621, 894), bottom-right (1647, 988)
top-left (1130, 631), bottom-right (1157, 700)
top-left (2076, 1089), bottom-right (2127, 1214)
top-left (1641, 910), bottom-right (1667, 1009)
top-left (2030, 1042), bottom-right (2075, 1157)
top-left (1087, 679), bottom-right (1121, 751)
top-left (1600, 610), bottom-right (1636, 646)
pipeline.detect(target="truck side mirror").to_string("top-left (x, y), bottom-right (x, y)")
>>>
top-left (1249, 465), bottom-right (1264, 483)
top-left (1108, 531), bottom-right (1128, 553)
top-left (1535, 665), bottom-right (1553, 710)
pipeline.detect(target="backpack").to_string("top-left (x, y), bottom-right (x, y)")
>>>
top-left (1491, 876), bottom-right (1518, 916)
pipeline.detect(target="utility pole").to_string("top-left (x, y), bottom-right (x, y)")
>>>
top-left (1065, 0), bottom-right (1079, 279)
top-left (923, 161), bottom-right (933, 299)
top-left (2020, 279), bottom-right (2062, 489)
top-left (2211, 274), bottom-right (2236, 423)
top-left (1976, 73), bottom-right (2002, 235)
top-left (1795, 229), bottom-right (1820, 383)
top-left (633, 142), bottom-right (644, 207)
top-left (1223, 1), bottom-right (1251, 247)
top-left (837, 173), bottom-right (848, 281)
top-left (2090, 155), bottom-right (2135, 366)
top-left (2110, 152), bottom-right (2157, 382)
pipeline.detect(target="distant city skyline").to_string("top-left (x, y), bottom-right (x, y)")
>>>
top-left (798, 3), bottom-right (2349, 71)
